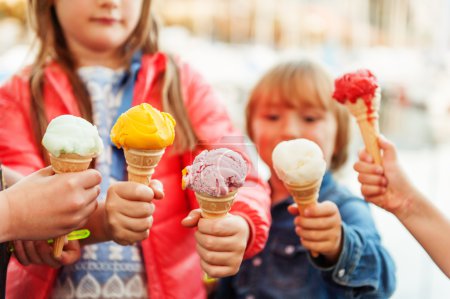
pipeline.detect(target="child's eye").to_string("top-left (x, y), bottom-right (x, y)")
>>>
top-left (265, 114), bottom-right (280, 121)
top-left (304, 116), bottom-right (318, 122)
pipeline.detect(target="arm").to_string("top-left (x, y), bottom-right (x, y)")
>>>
top-left (327, 198), bottom-right (396, 298)
top-left (355, 136), bottom-right (450, 278)
top-left (302, 198), bottom-right (396, 298)
top-left (400, 192), bottom-right (450, 278)
top-left (288, 194), bottom-right (396, 298)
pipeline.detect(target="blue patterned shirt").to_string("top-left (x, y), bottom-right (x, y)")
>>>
top-left (50, 67), bottom-right (148, 299)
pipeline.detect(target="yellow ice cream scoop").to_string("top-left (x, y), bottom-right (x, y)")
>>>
top-left (111, 103), bottom-right (176, 150)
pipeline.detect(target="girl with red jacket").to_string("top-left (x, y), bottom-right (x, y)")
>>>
top-left (0, 1), bottom-right (271, 298)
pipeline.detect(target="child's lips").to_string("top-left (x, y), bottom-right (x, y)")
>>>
top-left (91, 17), bottom-right (121, 25)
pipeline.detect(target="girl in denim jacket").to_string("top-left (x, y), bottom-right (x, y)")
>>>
top-left (217, 59), bottom-right (396, 298)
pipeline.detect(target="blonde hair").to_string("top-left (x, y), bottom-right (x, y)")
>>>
top-left (28, 0), bottom-right (197, 163)
top-left (246, 59), bottom-right (350, 171)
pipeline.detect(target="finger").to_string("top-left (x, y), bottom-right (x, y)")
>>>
top-left (295, 227), bottom-right (333, 242)
top-left (23, 241), bottom-right (44, 264)
top-left (114, 182), bottom-right (155, 202)
top-left (196, 243), bottom-right (236, 266)
top-left (364, 195), bottom-right (387, 208)
top-left (287, 204), bottom-right (300, 216)
top-left (75, 199), bottom-right (99, 230)
top-left (12, 241), bottom-right (30, 266)
top-left (357, 173), bottom-right (387, 187)
top-left (361, 185), bottom-right (386, 197)
top-left (295, 215), bottom-right (336, 230)
top-left (115, 213), bottom-right (154, 233)
top-left (181, 209), bottom-right (202, 228)
top-left (35, 241), bottom-right (61, 268)
top-left (353, 160), bottom-right (383, 175)
top-left (200, 259), bottom-right (236, 278)
top-left (59, 241), bottom-right (81, 266)
top-left (85, 185), bottom-right (101, 201)
top-left (36, 166), bottom-right (55, 177)
top-left (197, 215), bottom-right (236, 237)
top-left (303, 202), bottom-right (337, 218)
top-left (195, 232), bottom-right (236, 252)
top-left (378, 135), bottom-right (397, 161)
top-left (118, 200), bottom-right (154, 218)
top-left (358, 149), bottom-right (373, 163)
top-left (149, 180), bottom-right (164, 200)
top-left (114, 230), bottom-right (150, 246)
top-left (299, 238), bottom-right (333, 253)
top-left (73, 169), bottom-right (102, 189)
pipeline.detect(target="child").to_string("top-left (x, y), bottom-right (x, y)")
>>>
top-left (0, 1), bottom-right (270, 298)
top-left (354, 135), bottom-right (450, 278)
top-left (217, 59), bottom-right (396, 298)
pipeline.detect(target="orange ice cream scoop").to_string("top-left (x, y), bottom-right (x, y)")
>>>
top-left (111, 103), bottom-right (176, 150)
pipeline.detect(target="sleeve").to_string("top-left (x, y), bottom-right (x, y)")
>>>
top-left (178, 61), bottom-right (271, 259)
top-left (0, 76), bottom-right (45, 174)
top-left (310, 197), bottom-right (396, 298)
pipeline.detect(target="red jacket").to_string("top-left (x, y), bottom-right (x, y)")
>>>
top-left (0, 53), bottom-right (271, 299)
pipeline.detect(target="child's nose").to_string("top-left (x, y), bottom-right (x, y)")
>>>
top-left (280, 116), bottom-right (303, 140)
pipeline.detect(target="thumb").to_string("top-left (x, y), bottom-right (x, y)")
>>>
top-left (287, 203), bottom-right (300, 216)
top-left (36, 166), bottom-right (55, 177)
top-left (181, 209), bottom-right (202, 228)
top-left (379, 135), bottom-right (397, 162)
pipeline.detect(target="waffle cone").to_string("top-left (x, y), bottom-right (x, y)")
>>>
top-left (124, 148), bottom-right (165, 185)
top-left (49, 153), bottom-right (93, 174)
top-left (285, 179), bottom-right (322, 258)
top-left (49, 153), bottom-right (93, 258)
top-left (284, 179), bottom-right (321, 215)
top-left (195, 191), bottom-right (237, 219)
top-left (346, 94), bottom-right (382, 165)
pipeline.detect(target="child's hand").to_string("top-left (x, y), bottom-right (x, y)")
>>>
top-left (4, 167), bottom-right (101, 241)
top-left (288, 201), bottom-right (343, 263)
top-left (13, 239), bottom-right (81, 268)
top-left (105, 181), bottom-right (162, 245)
top-left (354, 136), bottom-right (416, 219)
top-left (181, 210), bottom-right (250, 277)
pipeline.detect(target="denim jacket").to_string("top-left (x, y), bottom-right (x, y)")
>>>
top-left (217, 172), bottom-right (396, 299)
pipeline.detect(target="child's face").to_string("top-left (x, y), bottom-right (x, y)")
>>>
top-left (55, 0), bottom-right (143, 55)
top-left (251, 83), bottom-right (338, 173)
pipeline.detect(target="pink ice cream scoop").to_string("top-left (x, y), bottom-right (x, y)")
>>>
top-left (182, 148), bottom-right (248, 197)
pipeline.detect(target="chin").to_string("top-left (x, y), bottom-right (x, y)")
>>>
top-left (90, 41), bottom-right (125, 52)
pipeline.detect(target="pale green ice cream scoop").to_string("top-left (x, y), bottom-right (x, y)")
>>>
top-left (42, 115), bottom-right (103, 157)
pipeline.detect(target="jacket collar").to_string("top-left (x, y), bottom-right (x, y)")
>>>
top-left (42, 52), bottom-right (167, 116)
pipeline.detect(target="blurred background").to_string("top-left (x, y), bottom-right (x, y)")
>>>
top-left (0, 0), bottom-right (449, 297)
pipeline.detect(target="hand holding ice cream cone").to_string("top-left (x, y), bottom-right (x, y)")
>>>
top-left (111, 103), bottom-right (176, 185)
top-left (42, 115), bottom-right (103, 257)
top-left (182, 148), bottom-right (249, 278)
top-left (333, 69), bottom-right (382, 165)
top-left (272, 139), bottom-right (326, 257)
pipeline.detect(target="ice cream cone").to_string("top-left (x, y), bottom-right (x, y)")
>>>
top-left (49, 153), bottom-right (94, 258)
top-left (49, 153), bottom-right (93, 174)
top-left (195, 191), bottom-right (237, 219)
top-left (124, 148), bottom-right (165, 185)
top-left (346, 92), bottom-right (382, 165)
top-left (285, 179), bottom-right (322, 257)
